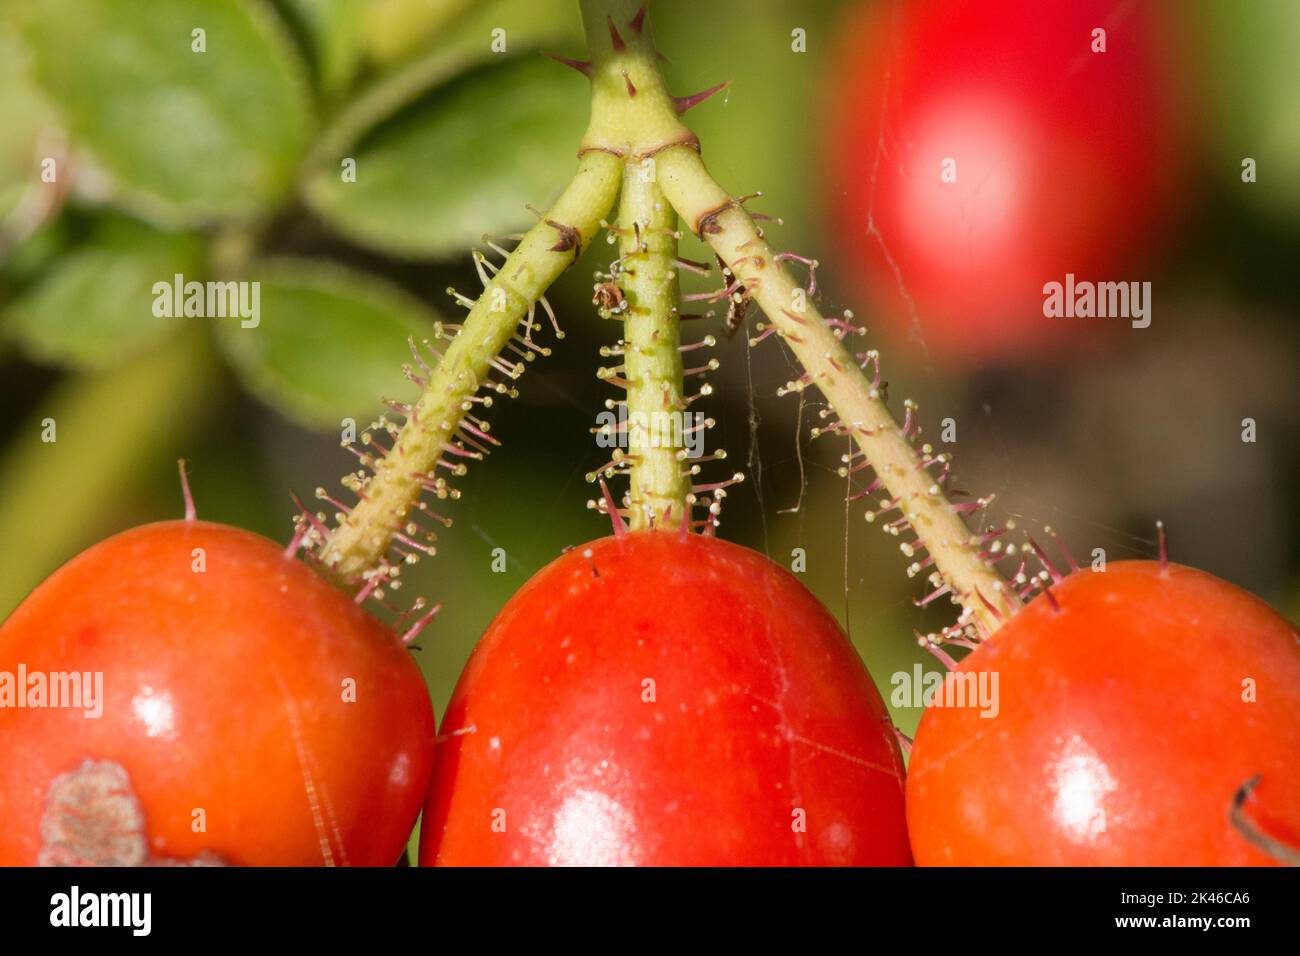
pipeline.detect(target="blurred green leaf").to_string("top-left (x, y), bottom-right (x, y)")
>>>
top-left (276, 0), bottom-right (364, 98)
top-left (360, 0), bottom-right (577, 69)
top-left (1, 217), bottom-right (72, 292)
top-left (17, 0), bottom-right (313, 225)
top-left (6, 214), bottom-right (204, 370)
top-left (0, 330), bottom-right (221, 618)
top-left (303, 54), bottom-right (588, 258)
top-left (1197, 0), bottom-right (1300, 216)
top-left (216, 259), bottom-right (437, 428)
top-left (311, 0), bottom-right (578, 166)
top-left (0, 16), bottom-right (51, 229)
top-left (362, 0), bottom-right (476, 66)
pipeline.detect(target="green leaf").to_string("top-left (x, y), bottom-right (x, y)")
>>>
top-left (0, 16), bottom-right (51, 229)
top-left (362, 0), bottom-right (476, 66)
top-left (303, 54), bottom-right (588, 258)
top-left (5, 214), bottom-right (204, 370)
top-left (1197, 0), bottom-right (1300, 216)
top-left (275, 0), bottom-right (364, 98)
top-left (360, 0), bottom-right (575, 68)
top-left (216, 260), bottom-right (438, 428)
top-left (17, 0), bottom-right (313, 226)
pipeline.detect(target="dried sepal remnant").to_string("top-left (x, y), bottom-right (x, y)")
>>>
top-left (39, 760), bottom-right (226, 867)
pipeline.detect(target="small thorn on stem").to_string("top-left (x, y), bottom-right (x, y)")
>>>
top-left (177, 459), bottom-right (196, 522)
top-left (283, 519), bottom-right (310, 560)
top-left (1026, 536), bottom-right (1064, 584)
top-left (544, 52), bottom-right (593, 76)
top-left (630, 2), bottom-right (648, 33)
top-left (920, 636), bottom-right (959, 672)
top-left (1044, 525), bottom-right (1080, 572)
top-left (598, 478), bottom-right (628, 539)
top-left (775, 252), bottom-right (819, 296)
top-left (673, 81), bottom-right (730, 114)
top-left (289, 491), bottom-right (331, 540)
top-left (973, 586), bottom-right (1005, 624)
top-left (354, 573), bottom-right (383, 605)
top-left (607, 16), bottom-right (625, 51)
top-left (402, 603), bottom-right (442, 647)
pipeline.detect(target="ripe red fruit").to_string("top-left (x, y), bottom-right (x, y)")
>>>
top-left (0, 520), bottom-right (435, 866)
top-left (824, 0), bottom-right (1186, 362)
top-left (906, 561), bottom-right (1300, 865)
top-left (420, 531), bottom-right (910, 866)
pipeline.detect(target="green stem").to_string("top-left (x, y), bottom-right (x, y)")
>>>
top-left (607, 159), bottom-right (690, 530)
top-left (324, 0), bottom-right (1015, 638)
top-left (320, 151), bottom-right (621, 578)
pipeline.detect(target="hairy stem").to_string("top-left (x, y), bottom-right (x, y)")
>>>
top-left (654, 147), bottom-right (1015, 634)
top-left (610, 159), bottom-right (689, 530)
top-left (320, 151), bottom-right (621, 577)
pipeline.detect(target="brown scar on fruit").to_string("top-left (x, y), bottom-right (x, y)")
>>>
top-left (1231, 774), bottom-right (1300, 866)
top-left (38, 759), bottom-right (226, 867)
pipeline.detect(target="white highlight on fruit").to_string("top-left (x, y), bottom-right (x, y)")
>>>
top-left (546, 789), bottom-right (637, 867)
top-left (1050, 735), bottom-right (1116, 844)
top-left (131, 686), bottom-right (177, 741)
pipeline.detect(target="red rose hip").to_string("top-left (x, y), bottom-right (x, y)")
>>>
top-left (0, 520), bottom-right (435, 866)
top-left (824, 0), bottom-right (1186, 362)
top-left (420, 531), bottom-right (911, 866)
top-left (906, 560), bottom-right (1300, 865)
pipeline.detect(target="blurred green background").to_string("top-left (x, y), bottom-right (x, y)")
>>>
top-left (1, 0), bottom-right (1298, 779)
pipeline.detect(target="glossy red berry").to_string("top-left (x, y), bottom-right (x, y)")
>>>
top-left (824, 0), bottom-right (1186, 363)
top-left (420, 531), bottom-right (911, 865)
top-left (0, 520), bottom-right (435, 866)
top-left (906, 561), bottom-right (1300, 865)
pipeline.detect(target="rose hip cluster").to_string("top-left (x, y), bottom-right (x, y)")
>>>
top-left (2, 0), bottom-right (1297, 869)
